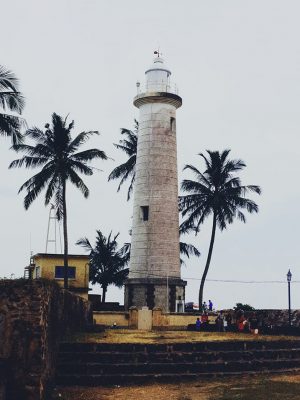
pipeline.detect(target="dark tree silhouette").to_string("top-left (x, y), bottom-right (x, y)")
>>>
top-left (0, 65), bottom-right (25, 144)
top-left (77, 230), bottom-right (130, 303)
top-left (179, 150), bottom-right (261, 308)
top-left (9, 113), bottom-right (107, 289)
top-left (108, 120), bottom-right (138, 200)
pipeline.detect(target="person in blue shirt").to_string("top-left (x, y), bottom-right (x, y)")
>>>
top-left (196, 317), bottom-right (201, 331)
top-left (209, 300), bottom-right (213, 311)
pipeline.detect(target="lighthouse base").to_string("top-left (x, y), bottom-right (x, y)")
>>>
top-left (124, 278), bottom-right (187, 312)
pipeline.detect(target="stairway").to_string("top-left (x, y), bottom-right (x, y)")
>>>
top-left (56, 339), bottom-right (300, 386)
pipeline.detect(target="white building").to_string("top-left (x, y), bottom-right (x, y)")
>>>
top-left (124, 54), bottom-right (186, 312)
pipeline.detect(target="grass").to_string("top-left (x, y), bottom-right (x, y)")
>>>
top-left (53, 375), bottom-right (300, 400)
top-left (213, 375), bottom-right (300, 399)
top-left (63, 329), bottom-right (300, 344)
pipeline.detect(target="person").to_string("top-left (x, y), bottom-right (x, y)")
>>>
top-left (202, 301), bottom-right (208, 312)
top-left (248, 312), bottom-right (258, 334)
top-left (237, 311), bottom-right (250, 333)
top-left (225, 312), bottom-right (232, 331)
top-left (208, 300), bottom-right (213, 311)
top-left (201, 312), bottom-right (209, 329)
top-left (216, 311), bottom-right (225, 332)
top-left (195, 317), bottom-right (201, 331)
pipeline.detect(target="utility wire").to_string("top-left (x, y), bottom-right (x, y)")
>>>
top-left (129, 269), bottom-right (298, 284)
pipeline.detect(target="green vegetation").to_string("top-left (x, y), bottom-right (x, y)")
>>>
top-left (9, 113), bottom-right (107, 289)
top-left (0, 65), bottom-right (25, 145)
top-left (179, 150), bottom-right (261, 309)
top-left (234, 302), bottom-right (255, 311)
top-left (77, 230), bottom-right (130, 302)
top-left (108, 119), bottom-right (138, 200)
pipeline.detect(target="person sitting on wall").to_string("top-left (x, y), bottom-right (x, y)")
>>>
top-left (237, 312), bottom-right (250, 333)
top-left (202, 301), bottom-right (208, 312)
top-left (225, 312), bottom-right (233, 331)
top-left (196, 317), bottom-right (201, 331)
top-left (216, 311), bottom-right (225, 332)
top-left (248, 312), bottom-right (259, 334)
top-left (208, 300), bottom-right (213, 311)
top-left (201, 312), bottom-right (209, 329)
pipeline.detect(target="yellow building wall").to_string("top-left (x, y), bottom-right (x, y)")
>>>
top-left (93, 311), bottom-right (129, 326)
top-left (33, 254), bottom-right (89, 299)
top-left (92, 310), bottom-right (214, 328)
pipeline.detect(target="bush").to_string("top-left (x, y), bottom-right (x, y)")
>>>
top-left (233, 303), bottom-right (255, 312)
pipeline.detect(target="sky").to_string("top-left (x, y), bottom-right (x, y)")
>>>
top-left (1, 0), bottom-right (300, 309)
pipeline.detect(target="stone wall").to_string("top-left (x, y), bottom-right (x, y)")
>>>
top-left (243, 309), bottom-right (300, 328)
top-left (94, 308), bottom-right (300, 331)
top-left (0, 279), bottom-right (92, 400)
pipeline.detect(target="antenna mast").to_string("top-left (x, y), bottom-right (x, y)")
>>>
top-left (45, 204), bottom-right (62, 253)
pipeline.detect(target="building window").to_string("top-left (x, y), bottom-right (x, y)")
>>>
top-left (141, 206), bottom-right (149, 221)
top-left (35, 266), bottom-right (41, 279)
top-left (170, 117), bottom-right (176, 133)
top-left (55, 266), bottom-right (76, 279)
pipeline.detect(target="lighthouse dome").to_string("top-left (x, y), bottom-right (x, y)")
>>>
top-left (145, 56), bottom-right (171, 92)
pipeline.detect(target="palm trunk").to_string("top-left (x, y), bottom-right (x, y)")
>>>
top-left (199, 213), bottom-right (217, 310)
top-left (102, 286), bottom-right (107, 303)
top-left (62, 180), bottom-right (69, 290)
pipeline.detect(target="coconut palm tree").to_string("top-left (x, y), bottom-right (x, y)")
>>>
top-left (76, 230), bottom-right (130, 303)
top-left (0, 65), bottom-right (25, 144)
top-left (9, 113), bottom-right (107, 289)
top-left (179, 238), bottom-right (201, 266)
top-left (108, 120), bottom-right (138, 200)
top-left (179, 150), bottom-right (261, 308)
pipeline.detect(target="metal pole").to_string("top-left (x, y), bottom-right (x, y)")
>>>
top-left (166, 272), bottom-right (169, 313)
top-left (288, 280), bottom-right (291, 328)
top-left (45, 207), bottom-right (52, 253)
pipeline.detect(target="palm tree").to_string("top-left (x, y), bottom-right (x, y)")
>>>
top-left (179, 238), bottom-right (201, 266)
top-left (9, 113), bottom-right (107, 289)
top-left (0, 65), bottom-right (25, 144)
top-left (179, 150), bottom-right (261, 308)
top-left (76, 230), bottom-right (130, 303)
top-left (108, 120), bottom-right (138, 200)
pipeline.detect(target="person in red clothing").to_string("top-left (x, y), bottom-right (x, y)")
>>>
top-left (201, 312), bottom-right (209, 329)
top-left (237, 311), bottom-right (250, 332)
top-left (238, 314), bottom-right (246, 332)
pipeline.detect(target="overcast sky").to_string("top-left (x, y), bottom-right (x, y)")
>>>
top-left (1, 0), bottom-right (300, 309)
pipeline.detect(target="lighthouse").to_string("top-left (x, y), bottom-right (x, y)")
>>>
top-left (124, 53), bottom-right (186, 312)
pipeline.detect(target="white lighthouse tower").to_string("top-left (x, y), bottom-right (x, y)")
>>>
top-left (124, 53), bottom-right (186, 312)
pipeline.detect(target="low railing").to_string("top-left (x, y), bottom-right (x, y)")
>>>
top-left (136, 81), bottom-right (179, 95)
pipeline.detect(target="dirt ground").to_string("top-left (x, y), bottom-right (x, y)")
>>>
top-left (53, 374), bottom-right (300, 400)
top-left (56, 331), bottom-right (300, 399)
top-left (64, 329), bottom-right (300, 344)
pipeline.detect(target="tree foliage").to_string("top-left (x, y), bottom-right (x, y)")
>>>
top-left (77, 230), bottom-right (130, 303)
top-left (10, 113), bottom-right (107, 288)
top-left (108, 120), bottom-right (138, 200)
top-left (179, 149), bottom-right (261, 307)
top-left (0, 65), bottom-right (25, 144)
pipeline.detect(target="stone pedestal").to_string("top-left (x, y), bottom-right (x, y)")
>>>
top-left (138, 307), bottom-right (152, 330)
top-left (124, 278), bottom-right (186, 312)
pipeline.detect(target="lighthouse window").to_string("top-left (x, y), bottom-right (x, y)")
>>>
top-left (141, 206), bottom-right (149, 221)
top-left (170, 117), bottom-right (176, 133)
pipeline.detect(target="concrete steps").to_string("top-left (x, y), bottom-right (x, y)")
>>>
top-left (56, 339), bottom-right (300, 386)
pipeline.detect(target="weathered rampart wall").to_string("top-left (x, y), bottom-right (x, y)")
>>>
top-left (0, 279), bottom-right (92, 400)
top-left (93, 308), bottom-right (300, 330)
